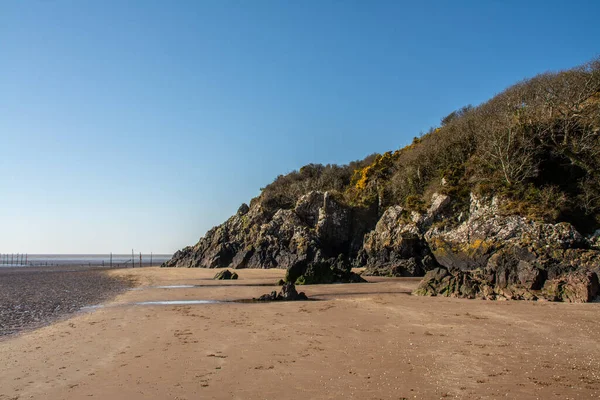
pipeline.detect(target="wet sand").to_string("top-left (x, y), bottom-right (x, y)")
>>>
top-left (0, 266), bottom-right (136, 337)
top-left (1, 267), bottom-right (599, 399)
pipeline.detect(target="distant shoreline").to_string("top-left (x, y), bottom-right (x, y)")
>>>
top-left (0, 254), bottom-right (172, 268)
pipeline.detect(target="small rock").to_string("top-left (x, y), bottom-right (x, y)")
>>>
top-left (213, 270), bottom-right (238, 280)
top-left (255, 283), bottom-right (308, 301)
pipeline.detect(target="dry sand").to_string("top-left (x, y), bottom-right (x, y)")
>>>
top-left (1, 267), bottom-right (599, 400)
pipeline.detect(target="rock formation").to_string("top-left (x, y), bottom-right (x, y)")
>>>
top-left (414, 266), bottom-right (599, 303)
top-left (213, 270), bottom-right (238, 280)
top-left (163, 59), bottom-right (600, 301)
top-left (165, 189), bottom-right (600, 301)
top-left (163, 191), bottom-right (369, 284)
top-left (255, 283), bottom-right (308, 301)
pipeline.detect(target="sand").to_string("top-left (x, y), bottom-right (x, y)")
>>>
top-left (0, 266), bottom-right (135, 337)
top-left (1, 267), bottom-right (599, 400)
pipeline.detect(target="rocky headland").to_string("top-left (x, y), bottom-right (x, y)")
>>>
top-left (163, 59), bottom-right (600, 302)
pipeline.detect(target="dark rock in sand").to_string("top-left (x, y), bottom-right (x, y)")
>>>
top-left (213, 270), bottom-right (238, 280)
top-left (255, 283), bottom-right (308, 301)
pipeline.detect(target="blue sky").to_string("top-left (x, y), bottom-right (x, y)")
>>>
top-left (1, 0), bottom-right (598, 254)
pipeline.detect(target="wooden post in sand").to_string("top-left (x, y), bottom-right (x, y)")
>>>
top-left (110, 253), bottom-right (113, 268)
top-left (132, 249), bottom-right (134, 268)
top-left (139, 252), bottom-right (142, 268)
top-left (150, 252), bottom-right (153, 267)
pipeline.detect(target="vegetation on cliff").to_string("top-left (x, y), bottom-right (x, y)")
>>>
top-left (259, 58), bottom-right (600, 234)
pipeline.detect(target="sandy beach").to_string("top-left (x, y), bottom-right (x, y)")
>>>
top-left (1, 267), bottom-right (599, 400)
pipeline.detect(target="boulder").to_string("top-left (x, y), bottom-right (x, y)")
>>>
top-left (362, 206), bottom-right (436, 277)
top-left (237, 203), bottom-right (250, 216)
top-left (286, 254), bottom-right (366, 285)
top-left (413, 267), bottom-right (490, 299)
top-left (255, 283), bottom-right (308, 301)
top-left (424, 194), bottom-right (585, 271)
top-left (279, 283), bottom-right (308, 300)
top-left (294, 191), bottom-right (324, 227)
top-left (485, 247), bottom-right (546, 290)
top-left (214, 270), bottom-right (238, 280)
top-left (542, 271), bottom-right (600, 303)
top-left (414, 265), bottom-right (599, 303)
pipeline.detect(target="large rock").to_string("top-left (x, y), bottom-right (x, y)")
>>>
top-left (286, 254), bottom-right (366, 284)
top-left (214, 270), bottom-right (238, 280)
top-left (163, 191), bottom-right (365, 285)
top-left (424, 194), bottom-right (585, 271)
top-left (484, 247), bottom-right (546, 290)
top-left (414, 265), bottom-right (599, 303)
top-left (542, 271), bottom-right (600, 303)
top-left (411, 194), bottom-right (598, 301)
top-left (362, 206), bottom-right (437, 277)
top-left (255, 283), bottom-right (308, 301)
top-left (295, 191), bottom-right (325, 227)
top-left (164, 188), bottom-right (600, 298)
top-left (413, 267), bottom-right (490, 299)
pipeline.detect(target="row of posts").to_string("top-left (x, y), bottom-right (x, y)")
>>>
top-left (0, 252), bottom-right (154, 267)
top-left (126, 250), bottom-right (153, 268)
top-left (0, 253), bottom-right (27, 265)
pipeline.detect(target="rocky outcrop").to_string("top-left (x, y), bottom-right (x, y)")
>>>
top-left (214, 270), bottom-right (238, 280)
top-left (415, 266), bottom-right (599, 303)
top-left (361, 206), bottom-right (437, 277)
top-left (164, 188), bottom-right (600, 299)
top-left (163, 191), bottom-right (367, 284)
top-left (542, 271), bottom-right (600, 303)
top-left (405, 193), bottom-right (599, 301)
top-left (425, 194), bottom-right (583, 270)
top-left (255, 283), bottom-right (308, 301)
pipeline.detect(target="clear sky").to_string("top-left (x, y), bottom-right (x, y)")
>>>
top-left (1, 0), bottom-right (598, 254)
